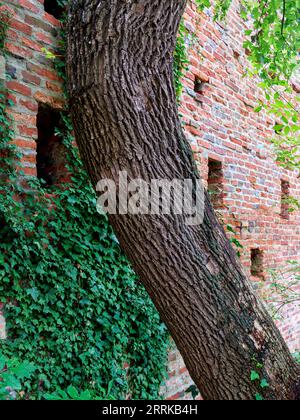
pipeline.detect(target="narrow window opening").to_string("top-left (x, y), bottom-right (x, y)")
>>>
top-left (44, 0), bottom-right (65, 20)
top-left (36, 104), bottom-right (67, 187)
top-left (208, 158), bottom-right (224, 209)
top-left (251, 249), bottom-right (264, 278)
top-left (194, 73), bottom-right (209, 94)
top-left (281, 180), bottom-right (290, 220)
top-left (194, 77), bottom-right (204, 94)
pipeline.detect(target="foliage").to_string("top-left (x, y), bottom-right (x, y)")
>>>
top-left (178, 1), bottom-right (300, 174)
top-left (174, 22), bottom-right (189, 99)
top-left (185, 384), bottom-right (200, 400)
top-left (259, 261), bottom-right (300, 318)
top-left (0, 5), bottom-right (169, 400)
top-left (43, 385), bottom-right (114, 400)
top-left (0, 352), bottom-right (36, 400)
top-left (0, 352), bottom-right (112, 400)
top-left (250, 358), bottom-right (269, 401)
top-left (194, 0), bottom-right (300, 87)
top-left (0, 4), bottom-right (10, 52)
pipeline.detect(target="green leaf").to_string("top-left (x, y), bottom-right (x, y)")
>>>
top-left (67, 386), bottom-right (79, 399)
top-left (226, 225), bottom-right (235, 233)
top-left (0, 354), bottom-right (6, 371)
top-left (26, 287), bottom-right (40, 302)
top-left (251, 371), bottom-right (260, 382)
top-left (79, 390), bottom-right (92, 400)
top-left (1, 372), bottom-right (21, 391)
top-left (11, 361), bottom-right (36, 380)
top-left (260, 379), bottom-right (269, 389)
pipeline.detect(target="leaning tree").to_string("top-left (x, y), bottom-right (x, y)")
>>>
top-left (66, 0), bottom-right (300, 400)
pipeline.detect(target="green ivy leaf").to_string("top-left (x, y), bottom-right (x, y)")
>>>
top-left (11, 361), bottom-right (36, 380)
top-left (251, 371), bottom-right (260, 382)
top-left (260, 379), bottom-right (269, 389)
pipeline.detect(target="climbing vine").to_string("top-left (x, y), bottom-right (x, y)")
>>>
top-left (0, 3), bottom-right (168, 400)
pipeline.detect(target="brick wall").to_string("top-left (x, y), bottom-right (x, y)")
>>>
top-left (169, 0), bottom-right (300, 397)
top-left (0, 0), bottom-right (299, 400)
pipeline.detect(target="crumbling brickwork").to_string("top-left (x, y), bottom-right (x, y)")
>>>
top-left (0, 0), bottom-right (299, 400)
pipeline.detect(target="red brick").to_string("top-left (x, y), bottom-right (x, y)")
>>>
top-left (19, 99), bottom-right (38, 112)
top-left (21, 37), bottom-right (42, 52)
top-left (46, 81), bottom-right (63, 94)
top-left (7, 93), bottom-right (17, 105)
top-left (22, 70), bottom-right (41, 86)
top-left (18, 126), bottom-right (37, 138)
top-left (11, 112), bottom-right (36, 126)
top-left (36, 32), bottom-right (53, 45)
top-left (6, 81), bottom-right (31, 97)
top-left (21, 154), bottom-right (36, 164)
top-left (5, 42), bottom-right (33, 59)
top-left (18, 166), bottom-right (37, 177)
top-left (43, 12), bottom-right (61, 27)
top-left (12, 139), bottom-right (37, 150)
top-left (24, 15), bottom-right (53, 33)
top-left (18, 0), bottom-right (39, 14)
top-left (34, 91), bottom-right (65, 109)
top-left (27, 63), bottom-right (61, 82)
top-left (0, 4), bottom-right (15, 18)
top-left (10, 18), bottom-right (32, 35)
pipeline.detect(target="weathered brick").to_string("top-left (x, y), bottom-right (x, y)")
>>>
top-left (12, 138), bottom-right (37, 149)
top-left (33, 91), bottom-right (64, 109)
top-left (19, 98), bottom-right (38, 112)
top-left (43, 12), bottom-right (61, 27)
top-left (17, 125), bottom-right (37, 138)
top-left (26, 62), bottom-right (61, 81)
top-left (46, 81), bottom-right (63, 94)
top-left (6, 81), bottom-right (31, 96)
top-left (11, 112), bottom-right (36, 126)
top-left (5, 42), bottom-right (33, 59)
top-left (36, 32), bottom-right (53, 45)
top-left (17, 0), bottom-right (39, 14)
top-left (22, 37), bottom-right (42, 52)
top-left (10, 18), bottom-right (32, 35)
top-left (22, 70), bottom-right (41, 86)
top-left (24, 15), bottom-right (55, 34)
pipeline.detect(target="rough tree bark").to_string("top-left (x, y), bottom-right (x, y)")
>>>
top-left (66, 0), bottom-right (300, 400)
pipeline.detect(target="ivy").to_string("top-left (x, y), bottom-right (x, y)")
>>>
top-left (174, 22), bottom-right (189, 99)
top-left (0, 3), bottom-right (169, 400)
top-left (0, 353), bottom-right (36, 400)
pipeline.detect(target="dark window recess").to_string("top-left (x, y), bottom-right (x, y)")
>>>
top-left (44, 0), bottom-right (65, 20)
top-left (36, 104), bottom-right (67, 187)
top-left (208, 159), bottom-right (224, 209)
top-left (251, 249), bottom-right (264, 278)
top-left (281, 180), bottom-right (290, 220)
top-left (194, 77), bottom-right (205, 94)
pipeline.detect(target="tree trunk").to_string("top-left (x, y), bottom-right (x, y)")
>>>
top-left (66, 0), bottom-right (300, 400)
